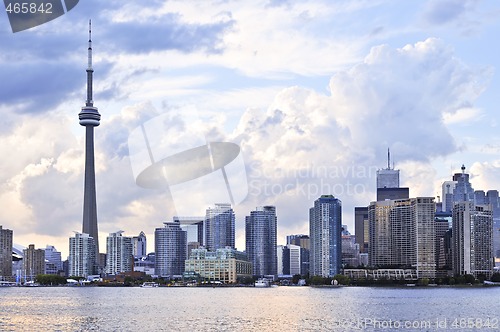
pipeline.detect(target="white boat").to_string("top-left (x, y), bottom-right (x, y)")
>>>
top-left (141, 282), bottom-right (159, 288)
top-left (254, 278), bottom-right (271, 287)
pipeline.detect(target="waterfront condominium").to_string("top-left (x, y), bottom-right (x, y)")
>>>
top-left (368, 197), bottom-right (436, 278)
top-left (452, 202), bottom-right (493, 278)
top-left (205, 203), bottom-right (235, 251)
top-left (69, 232), bottom-right (96, 277)
top-left (155, 222), bottom-right (187, 277)
top-left (0, 226), bottom-right (13, 279)
top-left (106, 231), bottom-right (134, 275)
top-left (309, 195), bottom-right (342, 277)
top-left (245, 206), bottom-right (277, 277)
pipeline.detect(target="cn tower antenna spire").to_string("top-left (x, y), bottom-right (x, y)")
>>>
top-left (86, 19), bottom-right (93, 107)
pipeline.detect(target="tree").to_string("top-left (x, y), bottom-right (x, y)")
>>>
top-left (491, 273), bottom-right (500, 282)
top-left (36, 274), bottom-right (67, 285)
top-left (464, 274), bottom-right (476, 284)
top-left (309, 275), bottom-right (325, 285)
top-left (418, 278), bottom-right (429, 286)
top-left (333, 274), bottom-right (350, 285)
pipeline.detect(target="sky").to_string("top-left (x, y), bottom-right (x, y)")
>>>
top-left (1, 0), bottom-right (500, 258)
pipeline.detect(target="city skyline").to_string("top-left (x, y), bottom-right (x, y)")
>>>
top-left (2, 1), bottom-right (500, 258)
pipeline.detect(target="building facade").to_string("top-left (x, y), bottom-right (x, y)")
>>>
top-left (354, 207), bottom-right (369, 254)
top-left (309, 195), bottom-right (342, 277)
top-left (205, 204), bottom-right (235, 251)
top-left (155, 222), bottom-right (187, 277)
top-left (184, 247), bottom-right (252, 283)
top-left (45, 245), bottom-right (63, 275)
top-left (0, 226), bottom-right (13, 279)
top-left (435, 211), bottom-right (453, 276)
top-left (106, 231), bottom-right (133, 275)
top-left (452, 202), bottom-right (493, 278)
top-left (69, 232), bottom-right (96, 277)
top-left (245, 206), bottom-right (277, 277)
top-left (23, 244), bottom-right (45, 278)
top-left (277, 244), bottom-right (301, 276)
top-left (132, 231), bottom-right (147, 258)
top-left (369, 197), bottom-right (436, 278)
top-left (286, 234), bottom-right (310, 275)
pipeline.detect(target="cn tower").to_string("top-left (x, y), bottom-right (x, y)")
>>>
top-left (79, 20), bottom-right (101, 258)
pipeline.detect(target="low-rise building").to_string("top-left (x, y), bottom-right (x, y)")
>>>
top-left (185, 247), bottom-right (252, 284)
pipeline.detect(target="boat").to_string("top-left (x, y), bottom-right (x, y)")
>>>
top-left (254, 278), bottom-right (271, 288)
top-left (141, 282), bottom-right (159, 288)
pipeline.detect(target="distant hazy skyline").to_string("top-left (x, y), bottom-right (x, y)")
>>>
top-left (1, 1), bottom-right (500, 257)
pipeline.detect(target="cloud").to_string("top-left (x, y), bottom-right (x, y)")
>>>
top-left (423, 0), bottom-right (473, 25)
top-left (233, 38), bottom-right (489, 237)
top-left (443, 106), bottom-right (483, 124)
top-left (421, 0), bottom-right (483, 35)
top-left (102, 18), bottom-right (232, 55)
top-left (469, 161), bottom-right (500, 191)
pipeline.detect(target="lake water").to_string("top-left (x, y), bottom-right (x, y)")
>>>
top-left (1, 286), bottom-right (499, 331)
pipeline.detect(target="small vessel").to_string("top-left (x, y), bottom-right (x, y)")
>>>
top-left (141, 282), bottom-right (159, 288)
top-left (254, 278), bottom-right (271, 288)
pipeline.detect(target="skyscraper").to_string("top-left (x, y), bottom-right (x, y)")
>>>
top-left (45, 245), bottom-right (63, 275)
top-left (245, 206), bottom-right (277, 277)
top-left (441, 180), bottom-right (457, 213)
top-left (452, 165), bottom-right (474, 203)
top-left (205, 203), bottom-right (235, 251)
top-left (132, 231), bottom-right (147, 258)
top-left (69, 232), bottom-right (96, 277)
top-left (0, 226), bottom-right (13, 278)
top-left (286, 234), bottom-right (310, 275)
top-left (485, 190), bottom-right (500, 258)
top-left (452, 202), bottom-right (493, 278)
top-left (368, 197), bottom-right (436, 278)
top-left (174, 216), bottom-right (204, 245)
top-left (79, 21), bottom-right (101, 259)
top-left (23, 244), bottom-right (45, 278)
top-left (309, 195), bottom-right (342, 277)
top-left (155, 222), bottom-right (187, 277)
top-left (354, 206), bottom-right (369, 254)
top-left (278, 244), bottom-right (301, 276)
top-left (376, 149), bottom-right (400, 189)
top-left (375, 149), bottom-right (409, 201)
top-left (106, 231), bottom-right (133, 274)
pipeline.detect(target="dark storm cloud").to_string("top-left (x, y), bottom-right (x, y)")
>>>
top-left (0, 0), bottom-right (233, 115)
top-left (0, 59), bottom-right (114, 114)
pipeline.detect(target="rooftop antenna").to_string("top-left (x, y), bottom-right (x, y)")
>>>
top-left (86, 19), bottom-right (93, 107)
top-left (387, 147), bottom-right (391, 170)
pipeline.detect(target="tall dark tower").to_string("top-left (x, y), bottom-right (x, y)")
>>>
top-left (79, 20), bottom-right (101, 258)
